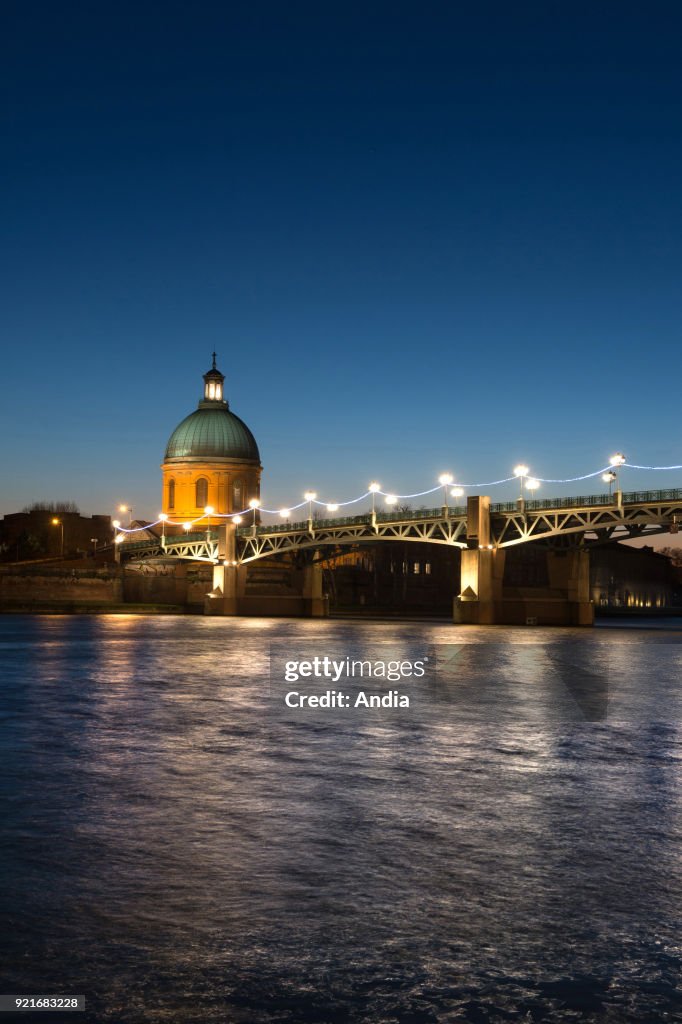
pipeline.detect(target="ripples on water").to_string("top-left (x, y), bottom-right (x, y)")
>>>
top-left (1, 615), bottom-right (682, 1023)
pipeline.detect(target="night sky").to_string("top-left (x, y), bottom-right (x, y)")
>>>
top-left (2, 2), bottom-right (682, 518)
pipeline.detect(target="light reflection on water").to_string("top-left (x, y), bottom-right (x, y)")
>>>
top-left (1, 615), bottom-right (682, 1023)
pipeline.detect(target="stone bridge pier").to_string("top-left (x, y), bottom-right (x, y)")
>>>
top-left (454, 496), bottom-right (594, 626)
top-left (205, 525), bottom-right (329, 617)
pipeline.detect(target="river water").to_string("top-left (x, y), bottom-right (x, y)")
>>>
top-left (1, 615), bottom-right (682, 1023)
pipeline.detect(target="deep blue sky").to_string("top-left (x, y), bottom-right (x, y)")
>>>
top-left (2, 2), bottom-right (682, 518)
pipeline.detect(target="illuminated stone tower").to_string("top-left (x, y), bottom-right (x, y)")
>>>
top-left (161, 355), bottom-right (261, 526)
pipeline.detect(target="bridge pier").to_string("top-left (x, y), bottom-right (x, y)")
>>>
top-left (454, 496), bottom-right (594, 626)
top-left (303, 563), bottom-right (329, 617)
top-left (205, 524), bottom-right (239, 615)
top-left (454, 545), bottom-right (506, 624)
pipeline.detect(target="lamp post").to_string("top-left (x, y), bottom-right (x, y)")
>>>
top-left (249, 498), bottom-right (259, 536)
top-left (525, 478), bottom-right (540, 499)
top-left (114, 532), bottom-right (124, 562)
top-left (602, 471), bottom-right (617, 498)
top-left (51, 517), bottom-right (64, 558)
top-left (368, 482), bottom-right (381, 529)
top-left (609, 453), bottom-right (626, 506)
top-left (439, 473), bottom-right (454, 516)
top-left (204, 506), bottom-right (214, 544)
top-left (91, 537), bottom-right (98, 555)
top-left (158, 512), bottom-right (168, 546)
top-left (450, 486), bottom-right (465, 509)
top-left (304, 491), bottom-right (316, 532)
top-left (513, 464), bottom-right (530, 502)
top-left (119, 504), bottom-right (133, 527)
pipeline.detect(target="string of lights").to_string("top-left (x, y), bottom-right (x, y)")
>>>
top-left (111, 454), bottom-right (682, 535)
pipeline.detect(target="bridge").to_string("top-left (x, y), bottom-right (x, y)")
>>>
top-left (116, 488), bottom-right (682, 625)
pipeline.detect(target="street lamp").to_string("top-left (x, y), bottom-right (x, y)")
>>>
top-left (249, 498), bottom-right (259, 533)
top-left (90, 537), bottom-right (98, 554)
top-left (439, 473), bottom-right (454, 514)
top-left (513, 464), bottom-right (530, 500)
top-left (51, 517), bottom-right (64, 557)
top-left (525, 478), bottom-right (540, 495)
top-left (304, 491), bottom-right (316, 530)
top-left (158, 512), bottom-right (168, 543)
top-left (450, 486), bottom-right (465, 507)
top-left (183, 521), bottom-right (192, 532)
top-left (602, 471), bottom-right (617, 497)
top-left (369, 482), bottom-right (381, 517)
top-left (327, 503), bottom-right (339, 514)
top-left (385, 494), bottom-right (398, 507)
top-left (279, 509), bottom-right (290, 519)
top-left (119, 504), bottom-right (133, 527)
top-left (608, 453), bottom-right (626, 498)
top-left (204, 505), bottom-right (215, 542)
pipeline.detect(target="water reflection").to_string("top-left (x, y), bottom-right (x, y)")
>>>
top-left (1, 616), bottom-right (681, 1022)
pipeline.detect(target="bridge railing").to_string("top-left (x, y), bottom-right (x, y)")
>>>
top-left (621, 488), bottom-right (682, 503)
top-left (235, 505), bottom-right (467, 537)
top-left (122, 532), bottom-right (208, 550)
top-left (491, 493), bottom-right (614, 512)
top-left (491, 488), bottom-right (682, 514)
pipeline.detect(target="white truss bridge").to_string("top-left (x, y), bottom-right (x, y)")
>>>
top-left (118, 488), bottom-right (682, 564)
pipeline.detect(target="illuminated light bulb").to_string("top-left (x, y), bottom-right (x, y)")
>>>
top-left (158, 513), bottom-right (168, 521)
top-left (232, 515), bottom-right (243, 525)
top-left (450, 487), bottom-right (465, 498)
top-left (279, 509), bottom-right (290, 518)
top-left (248, 498), bottom-right (260, 509)
top-left (119, 504), bottom-right (128, 513)
top-left (304, 491), bottom-right (317, 501)
top-left (609, 452), bottom-right (626, 466)
top-left (513, 464), bottom-right (529, 478)
top-left (112, 520), bottom-right (121, 529)
top-left (438, 472), bottom-right (454, 486)
top-left (183, 522), bottom-right (192, 532)
top-left (115, 534), bottom-right (124, 544)
top-left (385, 494), bottom-right (398, 506)
top-left (327, 503), bottom-right (339, 512)
top-left (602, 472), bottom-right (617, 483)
top-left (368, 482), bottom-right (381, 492)
top-left (204, 505), bottom-right (215, 515)
top-left (525, 478), bottom-right (540, 491)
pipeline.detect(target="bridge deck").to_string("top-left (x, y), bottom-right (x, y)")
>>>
top-left (116, 488), bottom-right (682, 563)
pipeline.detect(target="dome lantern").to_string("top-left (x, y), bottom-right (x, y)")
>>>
top-left (202, 352), bottom-right (226, 405)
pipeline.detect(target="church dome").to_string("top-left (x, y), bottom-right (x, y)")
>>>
top-left (163, 355), bottom-right (261, 464)
top-left (164, 408), bottom-right (260, 463)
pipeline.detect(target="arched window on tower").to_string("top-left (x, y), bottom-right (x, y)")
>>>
top-left (232, 478), bottom-right (243, 511)
top-left (168, 478), bottom-right (175, 510)
top-left (195, 477), bottom-right (208, 509)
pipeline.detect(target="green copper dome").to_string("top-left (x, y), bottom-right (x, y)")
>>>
top-left (164, 356), bottom-right (261, 464)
